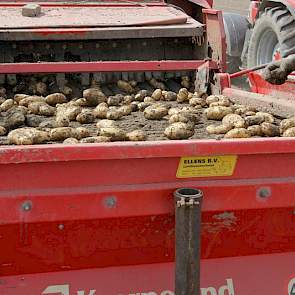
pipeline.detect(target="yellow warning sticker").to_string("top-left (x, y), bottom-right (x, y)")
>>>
top-left (176, 155), bottom-right (237, 178)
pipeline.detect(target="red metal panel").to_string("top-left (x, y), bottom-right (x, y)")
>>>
top-left (0, 60), bottom-right (217, 74)
top-left (248, 72), bottom-right (295, 100)
top-left (0, 140), bottom-right (294, 278)
top-left (203, 9), bottom-right (227, 71)
top-left (1, 253), bottom-right (295, 294)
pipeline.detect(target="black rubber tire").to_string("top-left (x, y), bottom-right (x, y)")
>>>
top-left (247, 6), bottom-right (295, 67)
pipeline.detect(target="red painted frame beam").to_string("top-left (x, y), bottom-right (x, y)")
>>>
top-left (0, 60), bottom-right (217, 74)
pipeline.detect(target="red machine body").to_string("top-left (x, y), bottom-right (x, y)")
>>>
top-left (0, 1), bottom-right (294, 295)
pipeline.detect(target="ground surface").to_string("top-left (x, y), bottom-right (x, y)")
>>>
top-left (214, 0), bottom-right (249, 16)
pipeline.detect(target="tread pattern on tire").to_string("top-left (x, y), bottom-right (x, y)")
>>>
top-left (248, 5), bottom-right (295, 66)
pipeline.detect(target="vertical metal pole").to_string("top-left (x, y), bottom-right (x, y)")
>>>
top-left (174, 188), bottom-right (203, 295)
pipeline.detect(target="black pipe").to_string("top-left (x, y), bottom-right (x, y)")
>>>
top-left (174, 188), bottom-right (203, 295)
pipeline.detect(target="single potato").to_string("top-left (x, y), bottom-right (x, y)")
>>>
top-left (8, 127), bottom-right (49, 145)
top-left (205, 106), bottom-right (233, 120)
top-left (222, 113), bottom-right (245, 128)
top-left (126, 130), bottom-right (147, 141)
top-left (261, 122), bottom-right (280, 137)
top-left (164, 122), bottom-right (194, 140)
top-left (45, 93), bottom-right (67, 106)
top-left (224, 128), bottom-right (251, 139)
top-left (206, 124), bottom-right (232, 134)
top-left (144, 106), bottom-right (168, 120)
top-left (282, 127), bottom-right (295, 137)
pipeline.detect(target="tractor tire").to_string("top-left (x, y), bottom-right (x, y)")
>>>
top-left (247, 6), bottom-right (295, 67)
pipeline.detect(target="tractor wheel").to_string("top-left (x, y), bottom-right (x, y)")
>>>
top-left (247, 6), bottom-right (295, 67)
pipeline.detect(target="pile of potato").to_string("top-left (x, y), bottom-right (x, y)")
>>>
top-left (202, 94), bottom-right (292, 138)
top-left (0, 77), bottom-right (293, 145)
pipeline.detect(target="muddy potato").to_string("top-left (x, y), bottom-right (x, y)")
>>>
top-left (206, 95), bottom-right (220, 105)
top-left (122, 95), bottom-right (134, 105)
top-left (280, 117), bottom-right (295, 133)
top-left (256, 112), bottom-right (275, 123)
top-left (99, 127), bottom-right (126, 141)
top-left (107, 95), bottom-right (123, 106)
top-left (56, 105), bottom-right (82, 121)
top-left (149, 78), bottom-right (165, 90)
top-left (189, 96), bottom-right (206, 107)
top-left (169, 112), bottom-right (197, 124)
top-left (39, 119), bottom-right (57, 129)
top-left (106, 109), bottom-right (123, 120)
top-left (1, 99), bottom-right (15, 112)
top-left (14, 94), bottom-right (29, 103)
top-left (163, 91), bottom-right (177, 101)
top-left (6, 111), bottom-right (25, 129)
top-left (247, 125), bottom-right (263, 136)
top-left (96, 119), bottom-right (116, 129)
top-left (210, 97), bottom-right (231, 107)
top-left (138, 102), bottom-right (152, 111)
top-left (0, 126), bottom-right (7, 136)
top-left (234, 106), bottom-right (257, 115)
top-left (80, 136), bottom-right (111, 143)
top-left (118, 105), bottom-right (133, 116)
top-left (168, 108), bottom-right (181, 116)
top-left (56, 116), bottom-right (70, 127)
top-left (144, 106), bottom-right (168, 120)
top-left (63, 138), bottom-right (79, 144)
top-left (74, 127), bottom-right (90, 139)
top-left (177, 88), bottom-right (189, 103)
top-left (135, 90), bottom-right (149, 102)
top-left (181, 106), bottom-right (199, 114)
top-left (28, 101), bottom-right (44, 115)
top-left (26, 114), bottom-right (45, 128)
top-left (261, 122), bottom-right (280, 137)
top-left (117, 80), bottom-right (134, 93)
top-left (76, 110), bottom-right (95, 124)
top-left (205, 106), bottom-right (232, 120)
top-left (164, 122), bottom-right (194, 140)
top-left (144, 97), bottom-right (155, 103)
top-left (282, 127), bottom-right (295, 137)
top-left (224, 128), bottom-right (251, 139)
top-left (45, 93), bottom-right (67, 106)
top-left (83, 88), bottom-right (106, 106)
top-left (126, 130), bottom-right (147, 141)
top-left (244, 115), bottom-right (264, 126)
top-left (50, 127), bottom-right (74, 141)
top-left (72, 98), bottom-right (88, 107)
top-left (39, 104), bottom-right (55, 116)
top-left (206, 124), bottom-right (232, 135)
top-left (222, 114), bottom-right (245, 128)
top-left (130, 101), bottom-right (139, 111)
top-left (13, 106), bottom-right (28, 115)
top-left (93, 103), bottom-right (108, 119)
top-left (19, 96), bottom-right (44, 107)
top-left (151, 89), bottom-right (162, 100)
top-left (8, 127), bottom-right (49, 145)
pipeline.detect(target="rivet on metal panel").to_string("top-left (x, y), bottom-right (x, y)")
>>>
top-left (257, 187), bottom-right (271, 199)
top-left (104, 196), bottom-right (117, 208)
top-left (58, 224), bottom-right (64, 230)
top-left (22, 201), bottom-right (32, 212)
